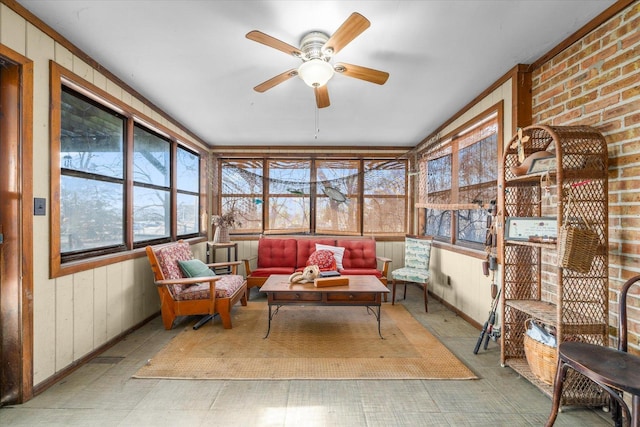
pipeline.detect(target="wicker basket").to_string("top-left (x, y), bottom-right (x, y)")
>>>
top-left (523, 320), bottom-right (557, 385)
top-left (557, 225), bottom-right (599, 273)
top-left (557, 191), bottom-right (599, 273)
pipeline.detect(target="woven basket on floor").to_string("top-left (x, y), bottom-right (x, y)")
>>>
top-left (523, 320), bottom-right (557, 385)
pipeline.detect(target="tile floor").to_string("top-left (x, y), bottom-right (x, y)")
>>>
top-left (0, 285), bottom-right (613, 426)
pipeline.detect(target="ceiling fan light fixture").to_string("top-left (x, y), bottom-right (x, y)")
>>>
top-left (298, 59), bottom-right (334, 88)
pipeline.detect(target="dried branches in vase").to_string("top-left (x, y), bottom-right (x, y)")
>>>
top-left (211, 212), bottom-right (237, 243)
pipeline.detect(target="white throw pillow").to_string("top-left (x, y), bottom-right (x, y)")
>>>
top-left (315, 244), bottom-right (345, 270)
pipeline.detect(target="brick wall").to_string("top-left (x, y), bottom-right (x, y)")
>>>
top-left (531, 2), bottom-right (640, 352)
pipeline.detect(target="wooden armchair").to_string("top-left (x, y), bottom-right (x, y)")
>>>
top-left (146, 240), bottom-right (247, 330)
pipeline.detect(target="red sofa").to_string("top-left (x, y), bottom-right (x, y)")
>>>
top-left (243, 236), bottom-right (391, 294)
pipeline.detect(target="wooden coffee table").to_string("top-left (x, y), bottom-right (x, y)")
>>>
top-left (259, 274), bottom-right (390, 338)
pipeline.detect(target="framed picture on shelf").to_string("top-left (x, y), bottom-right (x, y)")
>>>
top-left (505, 217), bottom-right (557, 241)
top-left (527, 155), bottom-right (556, 174)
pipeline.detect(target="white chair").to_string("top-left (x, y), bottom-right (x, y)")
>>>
top-left (391, 236), bottom-right (433, 312)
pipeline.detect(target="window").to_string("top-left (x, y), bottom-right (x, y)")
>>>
top-left (363, 160), bottom-right (406, 234)
top-left (133, 125), bottom-right (170, 242)
top-left (219, 158), bottom-right (407, 236)
top-left (421, 109), bottom-right (499, 248)
top-left (52, 66), bottom-right (203, 273)
top-left (60, 87), bottom-right (126, 258)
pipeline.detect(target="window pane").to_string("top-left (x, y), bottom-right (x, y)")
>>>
top-left (316, 198), bottom-right (357, 233)
top-left (269, 160), bottom-right (311, 195)
top-left (133, 125), bottom-right (170, 187)
top-left (364, 198), bottom-right (405, 233)
top-left (459, 134), bottom-right (497, 187)
top-left (176, 146), bottom-right (199, 192)
top-left (363, 160), bottom-right (406, 233)
top-left (177, 193), bottom-right (199, 236)
top-left (268, 196), bottom-right (309, 231)
top-left (221, 160), bottom-right (264, 233)
top-left (133, 186), bottom-right (170, 241)
top-left (61, 90), bottom-right (124, 179)
top-left (222, 197), bottom-right (262, 232)
top-left (61, 176), bottom-right (124, 252)
top-left (428, 155), bottom-right (451, 193)
top-left (426, 209), bottom-right (451, 237)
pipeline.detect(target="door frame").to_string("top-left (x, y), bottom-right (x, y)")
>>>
top-left (0, 44), bottom-right (34, 404)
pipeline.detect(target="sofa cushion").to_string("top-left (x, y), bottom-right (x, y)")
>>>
top-left (178, 259), bottom-right (216, 278)
top-left (296, 238), bottom-right (336, 268)
top-left (307, 249), bottom-right (337, 271)
top-left (315, 243), bottom-right (345, 270)
top-left (175, 274), bottom-right (245, 301)
top-left (337, 239), bottom-right (377, 269)
top-left (257, 238), bottom-right (297, 268)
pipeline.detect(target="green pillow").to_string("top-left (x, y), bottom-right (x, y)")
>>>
top-left (178, 259), bottom-right (216, 278)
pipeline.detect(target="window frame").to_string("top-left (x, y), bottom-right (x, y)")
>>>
top-left (218, 156), bottom-right (408, 237)
top-left (419, 104), bottom-right (502, 250)
top-left (50, 63), bottom-right (206, 278)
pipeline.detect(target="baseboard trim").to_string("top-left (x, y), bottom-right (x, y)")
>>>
top-left (429, 291), bottom-right (483, 330)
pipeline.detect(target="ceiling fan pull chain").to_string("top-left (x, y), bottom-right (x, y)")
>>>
top-left (315, 106), bottom-right (320, 139)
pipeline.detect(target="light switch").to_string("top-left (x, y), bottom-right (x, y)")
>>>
top-left (34, 198), bottom-right (46, 216)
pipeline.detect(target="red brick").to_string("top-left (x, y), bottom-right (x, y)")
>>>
top-left (614, 152), bottom-right (640, 168)
top-left (603, 15), bottom-right (640, 46)
top-left (584, 68), bottom-right (622, 91)
top-left (540, 62), bottom-right (567, 81)
top-left (551, 41), bottom-right (583, 66)
top-left (566, 67), bottom-right (596, 89)
top-left (603, 99), bottom-right (640, 121)
top-left (620, 21), bottom-right (640, 49)
top-left (595, 118), bottom-right (622, 133)
top-left (620, 138), bottom-right (640, 154)
top-left (584, 93), bottom-right (620, 114)
top-left (566, 90), bottom-right (598, 109)
top-left (621, 84), bottom-right (640, 100)
top-left (536, 85), bottom-right (565, 103)
top-left (537, 105), bottom-right (565, 122)
top-left (532, 99), bottom-right (552, 115)
top-left (601, 73), bottom-right (640, 96)
top-left (602, 45), bottom-right (640, 72)
top-left (568, 40), bottom-right (602, 68)
top-left (551, 92), bottom-right (570, 106)
top-left (620, 164), bottom-right (640, 178)
top-left (552, 108), bottom-right (582, 125)
top-left (584, 16), bottom-right (622, 45)
top-left (625, 112), bottom-right (640, 127)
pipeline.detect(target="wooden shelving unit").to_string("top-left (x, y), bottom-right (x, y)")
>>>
top-left (499, 125), bottom-right (609, 406)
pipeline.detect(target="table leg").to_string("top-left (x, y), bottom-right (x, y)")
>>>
top-left (366, 305), bottom-right (384, 339)
top-left (264, 305), bottom-right (272, 339)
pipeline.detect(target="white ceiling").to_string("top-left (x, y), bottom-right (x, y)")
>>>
top-left (17, 0), bottom-right (616, 148)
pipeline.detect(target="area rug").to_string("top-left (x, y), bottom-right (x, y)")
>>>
top-left (133, 302), bottom-right (477, 380)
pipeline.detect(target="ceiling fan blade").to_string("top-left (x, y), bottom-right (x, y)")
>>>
top-left (253, 69), bottom-right (298, 93)
top-left (334, 62), bottom-right (389, 85)
top-left (315, 85), bottom-right (330, 108)
top-left (246, 30), bottom-right (303, 57)
top-left (323, 12), bottom-right (370, 55)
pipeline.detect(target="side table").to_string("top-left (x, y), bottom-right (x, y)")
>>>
top-left (207, 242), bottom-right (238, 274)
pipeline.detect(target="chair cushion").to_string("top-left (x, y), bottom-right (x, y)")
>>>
top-left (307, 249), bottom-right (337, 271)
top-left (175, 274), bottom-right (245, 301)
top-left (154, 241), bottom-right (193, 280)
top-left (404, 237), bottom-right (432, 269)
top-left (315, 243), bottom-right (345, 270)
top-left (392, 267), bottom-right (431, 284)
top-left (178, 259), bottom-right (216, 278)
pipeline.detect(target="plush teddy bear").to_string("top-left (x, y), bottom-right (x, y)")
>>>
top-left (288, 265), bottom-right (320, 285)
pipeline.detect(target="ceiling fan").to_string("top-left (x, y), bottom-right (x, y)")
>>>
top-left (246, 12), bottom-right (389, 108)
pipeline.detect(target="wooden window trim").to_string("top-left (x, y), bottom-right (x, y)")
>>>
top-left (49, 62), bottom-right (206, 278)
